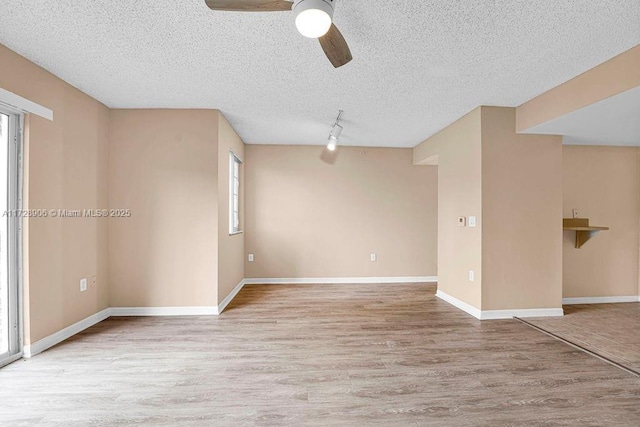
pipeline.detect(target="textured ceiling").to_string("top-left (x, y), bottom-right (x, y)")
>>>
top-left (0, 1), bottom-right (639, 148)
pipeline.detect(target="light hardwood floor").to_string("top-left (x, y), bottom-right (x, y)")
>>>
top-left (521, 302), bottom-right (640, 374)
top-left (1, 284), bottom-right (640, 426)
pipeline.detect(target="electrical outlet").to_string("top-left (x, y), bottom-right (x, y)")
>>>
top-left (80, 278), bottom-right (88, 292)
top-left (468, 216), bottom-right (477, 227)
top-left (370, 253), bottom-right (377, 262)
top-left (248, 254), bottom-right (254, 262)
top-left (468, 270), bottom-right (475, 282)
top-left (572, 208), bottom-right (579, 219)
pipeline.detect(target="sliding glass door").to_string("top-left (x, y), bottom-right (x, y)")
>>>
top-left (0, 108), bottom-right (22, 368)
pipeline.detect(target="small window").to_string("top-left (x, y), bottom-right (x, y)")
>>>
top-left (229, 151), bottom-right (242, 234)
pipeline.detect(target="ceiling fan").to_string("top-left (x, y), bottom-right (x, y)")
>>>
top-left (204, 0), bottom-right (353, 68)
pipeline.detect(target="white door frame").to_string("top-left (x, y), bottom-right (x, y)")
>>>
top-left (0, 105), bottom-right (24, 368)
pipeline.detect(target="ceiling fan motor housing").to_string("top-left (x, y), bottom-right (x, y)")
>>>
top-left (293, 0), bottom-right (335, 22)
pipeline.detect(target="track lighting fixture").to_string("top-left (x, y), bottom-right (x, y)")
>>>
top-left (327, 110), bottom-right (344, 151)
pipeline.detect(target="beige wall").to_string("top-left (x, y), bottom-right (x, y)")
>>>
top-left (2, 43), bottom-right (247, 336)
top-left (217, 114), bottom-right (245, 302)
top-left (562, 145), bottom-right (640, 298)
top-left (245, 145), bottom-right (437, 279)
top-left (0, 44), bottom-right (110, 343)
top-left (414, 108), bottom-right (483, 309)
top-left (481, 107), bottom-right (563, 310)
top-left (516, 45), bottom-right (640, 132)
top-left (414, 107), bottom-right (564, 312)
top-left (108, 109), bottom-right (219, 307)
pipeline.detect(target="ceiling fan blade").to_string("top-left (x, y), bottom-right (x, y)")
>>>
top-left (205, 0), bottom-right (293, 12)
top-left (319, 24), bottom-right (353, 68)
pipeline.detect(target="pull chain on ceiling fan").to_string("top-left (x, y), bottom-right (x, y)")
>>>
top-left (204, 0), bottom-right (353, 68)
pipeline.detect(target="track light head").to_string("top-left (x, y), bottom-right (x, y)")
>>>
top-left (330, 123), bottom-right (343, 139)
top-left (327, 135), bottom-right (338, 151)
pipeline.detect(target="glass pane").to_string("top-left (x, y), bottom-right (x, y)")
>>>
top-left (0, 113), bottom-right (8, 355)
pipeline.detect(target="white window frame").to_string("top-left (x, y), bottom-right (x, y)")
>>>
top-left (229, 151), bottom-right (242, 235)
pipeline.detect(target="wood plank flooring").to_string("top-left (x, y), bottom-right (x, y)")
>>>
top-left (1, 284), bottom-right (640, 426)
top-left (521, 302), bottom-right (640, 374)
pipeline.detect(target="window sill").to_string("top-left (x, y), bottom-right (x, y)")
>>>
top-left (229, 230), bottom-right (244, 236)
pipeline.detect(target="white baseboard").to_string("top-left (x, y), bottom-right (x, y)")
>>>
top-left (435, 290), bottom-right (482, 319)
top-left (23, 308), bottom-right (111, 358)
top-left (480, 308), bottom-right (564, 320)
top-left (109, 306), bottom-right (219, 316)
top-left (218, 279), bottom-right (246, 314)
top-left (562, 296), bottom-right (640, 305)
top-left (436, 290), bottom-right (564, 320)
top-left (244, 276), bottom-right (438, 285)
top-left (22, 304), bottom-right (221, 358)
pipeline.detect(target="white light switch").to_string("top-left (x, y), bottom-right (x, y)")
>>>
top-left (80, 278), bottom-right (88, 292)
top-left (248, 254), bottom-right (254, 262)
top-left (468, 270), bottom-right (475, 282)
top-left (370, 253), bottom-right (377, 262)
top-left (468, 216), bottom-right (477, 227)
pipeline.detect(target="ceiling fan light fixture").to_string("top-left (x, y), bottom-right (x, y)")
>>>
top-left (294, 0), bottom-right (334, 38)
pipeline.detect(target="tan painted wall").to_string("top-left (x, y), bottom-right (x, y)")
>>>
top-left (217, 114), bottom-right (245, 302)
top-left (517, 45), bottom-right (640, 132)
top-left (0, 44), bottom-right (110, 343)
top-left (245, 145), bottom-right (437, 279)
top-left (562, 145), bottom-right (640, 298)
top-left (481, 107), bottom-right (563, 310)
top-left (413, 108), bottom-right (482, 309)
top-left (108, 109), bottom-right (219, 307)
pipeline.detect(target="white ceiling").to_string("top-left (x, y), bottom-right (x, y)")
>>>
top-left (0, 1), bottom-right (639, 148)
top-left (524, 86), bottom-right (640, 146)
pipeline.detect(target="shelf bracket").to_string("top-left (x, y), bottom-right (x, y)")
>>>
top-left (575, 230), bottom-right (600, 249)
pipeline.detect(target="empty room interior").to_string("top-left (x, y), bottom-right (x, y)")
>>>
top-left (1, 1), bottom-right (640, 425)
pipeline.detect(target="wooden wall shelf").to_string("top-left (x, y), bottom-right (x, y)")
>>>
top-left (563, 218), bottom-right (609, 249)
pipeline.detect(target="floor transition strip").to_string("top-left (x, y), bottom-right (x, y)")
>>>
top-left (514, 317), bottom-right (640, 378)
